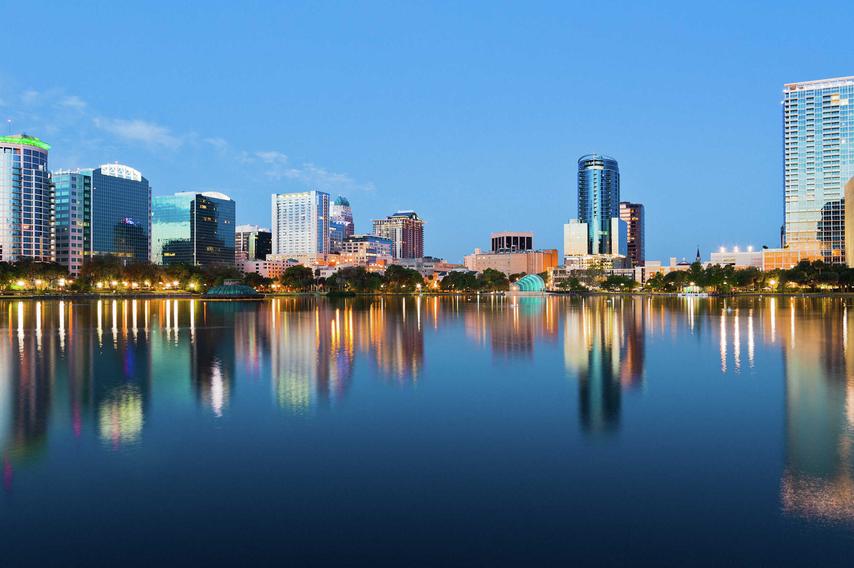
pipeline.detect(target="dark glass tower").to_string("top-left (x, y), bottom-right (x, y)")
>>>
top-left (577, 154), bottom-right (620, 255)
top-left (89, 164), bottom-right (151, 264)
top-left (152, 192), bottom-right (235, 267)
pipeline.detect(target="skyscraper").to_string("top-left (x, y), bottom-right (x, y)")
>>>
top-left (52, 163), bottom-right (151, 272)
top-left (271, 190), bottom-right (330, 258)
top-left (783, 76), bottom-right (854, 264)
top-left (0, 134), bottom-right (52, 262)
top-left (152, 191), bottom-right (235, 266)
top-left (90, 164), bottom-right (151, 264)
top-left (51, 169), bottom-right (90, 274)
top-left (330, 195), bottom-right (354, 252)
top-left (619, 201), bottom-right (645, 267)
top-left (235, 224), bottom-right (272, 263)
top-left (578, 154), bottom-right (620, 255)
top-left (372, 210), bottom-right (424, 259)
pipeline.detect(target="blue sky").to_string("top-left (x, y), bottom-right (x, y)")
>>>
top-left (2, 0), bottom-right (852, 262)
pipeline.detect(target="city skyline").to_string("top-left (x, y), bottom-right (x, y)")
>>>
top-left (4, 2), bottom-right (853, 262)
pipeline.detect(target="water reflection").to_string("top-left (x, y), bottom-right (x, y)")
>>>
top-left (0, 295), bottom-right (853, 527)
top-left (779, 298), bottom-right (854, 522)
top-left (563, 297), bottom-right (645, 433)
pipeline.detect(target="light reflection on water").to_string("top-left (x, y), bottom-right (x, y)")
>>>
top-left (1, 295), bottom-right (854, 562)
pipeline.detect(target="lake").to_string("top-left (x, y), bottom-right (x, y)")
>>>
top-left (1, 296), bottom-right (853, 565)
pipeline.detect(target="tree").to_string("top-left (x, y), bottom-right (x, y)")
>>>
top-left (383, 264), bottom-right (423, 292)
top-left (601, 275), bottom-right (637, 291)
top-left (280, 265), bottom-right (315, 291)
top-left (327, 267), bottom-right (383, 292)
top-left (440, 271), bottom-right (479, 291)
top-left (478, 268), bottom-right (509, 291)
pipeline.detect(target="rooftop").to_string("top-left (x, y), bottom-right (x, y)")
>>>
top-left (0, 134), bottom-right (51, 150)
top-left (784, 76), bottom-right (854, 91)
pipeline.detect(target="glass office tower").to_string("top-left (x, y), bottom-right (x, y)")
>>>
top-left (51, 170), bottom-right (91, 274)
top-left (152, 191), bottom-right (235, 267)
top-left (578, 154), bottom-right (620, 255)
top-left (0, 134), bottom-right (52, 262)
top-left (330, 195), bottom-right (354, 252)
top-left (90, 164), bottom-right (151, 264)
top-left (783, 76), bottom-right (854, 264)
top-left (619, 201), bottom-right (645, 267)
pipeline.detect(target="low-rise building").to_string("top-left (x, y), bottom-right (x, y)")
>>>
top-left (338, 234), bottom-right (393, 265)
top-left (464, 248), bottom-right (559, 276)
top-left (241, 257), bottom-right (298, 279)
top-left (709, 248), bottom-right (762, 268)
top-left (395, 256), bottom-right (464, 277)
top-left (761, 246), bottom-right (822, 271)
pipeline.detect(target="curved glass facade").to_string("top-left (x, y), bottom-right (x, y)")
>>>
top-left (578, 154), bottom-right (620, 255)
top-left (515, 274), bottom-right (545, 292)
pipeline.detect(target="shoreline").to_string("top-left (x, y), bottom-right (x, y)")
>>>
top-left (0, 290), bottom-right (853, 300)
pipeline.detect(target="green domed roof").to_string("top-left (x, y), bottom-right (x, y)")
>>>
top-left (204, 283), bottom-right (261, 298)
top-left (334, 196), bottom-right (350, 206)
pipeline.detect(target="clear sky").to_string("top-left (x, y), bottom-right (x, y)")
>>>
top-left (2, 0), bottom-right (852, 262)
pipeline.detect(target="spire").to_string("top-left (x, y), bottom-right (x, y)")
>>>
top-left (695, 246), bottom-right (701, 263)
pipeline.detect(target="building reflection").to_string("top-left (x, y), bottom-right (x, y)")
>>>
top-left (563, 297), bottom-right (645, 434)
top-left (6, 293), bottom-right (853, 514)
top-left (269, 297), bottom-right (357, 411)
top-left (463, 296), bottom-right (558, 358)
top-left (779, 298), bottom-right (854, 522)
top-left (191, 301), bottom-right (236, 417)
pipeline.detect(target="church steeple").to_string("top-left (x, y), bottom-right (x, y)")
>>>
top-left (695, 246), bottom-right (701, 263)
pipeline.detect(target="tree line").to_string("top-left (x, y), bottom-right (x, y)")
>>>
top-left (555, 260), bottom-right (854, 293)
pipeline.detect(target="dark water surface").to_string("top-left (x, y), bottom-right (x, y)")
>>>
top-left (1, 296), bottom-right (854, 565)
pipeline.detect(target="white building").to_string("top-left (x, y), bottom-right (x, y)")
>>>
top-left (563, 220), bottom-right (588, 257)
top-left (271, 190), bottom-right (330, 259)
top-left (709, 248), bottom-right (762, 269)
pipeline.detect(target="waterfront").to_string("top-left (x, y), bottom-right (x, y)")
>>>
top-left (1, 296), bottom-right (854, 565)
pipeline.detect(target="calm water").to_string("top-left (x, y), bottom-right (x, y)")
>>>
top-left (1, 296), bottom-right (853, 565)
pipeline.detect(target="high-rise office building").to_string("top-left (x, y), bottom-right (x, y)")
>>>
top-left (372, 210), bottom-right (424, 259)
top-left (271, 190), bottom-right (330, 258)
top-left (51, 169), bottom-right (91, 274)
top-left (52, 163), bottom-right (151, 272)
top-left (235, 224), bottom-right (272, 263)
top-left (619, 201), bottom-right (645, 267)
top-left (578, 154), bottom-right (620, 255)
top-left (90, 164), bottom-right (151, 264)
top-left (152, 191), bottom-right (235, 266)
top-left (330, 195), bottom-right (354, 252)
top-left (783, 76), bottom-right (854, 264)
top-left (0, 134), bottom-right (52, 262)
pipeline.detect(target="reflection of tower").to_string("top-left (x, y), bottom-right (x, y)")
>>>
top-left (371, 298), bottom-right (424, 382)
top-left (92, 300), bottom-right (151, 446)
top-left (269, 298), bottom-right (355, 410)
top-left (191, 302), bottom-right (237, 417)
top-left (470, 297), bottom-right (557, 359)
top-left (564, 297), bottom-right (646, 434)
top-left (780, 298), bottom-right (854, 521)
